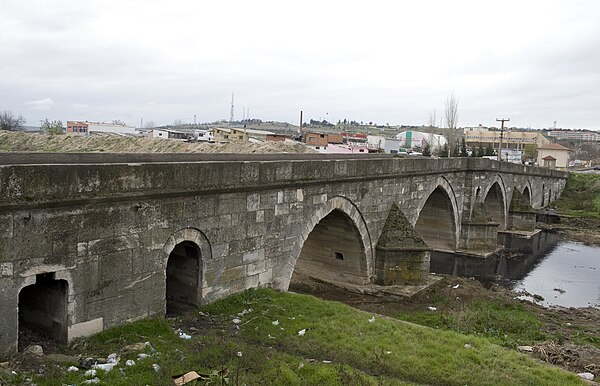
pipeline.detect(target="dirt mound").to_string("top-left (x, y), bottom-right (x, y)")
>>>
top-left (0, 131), bottom-right (315, 154)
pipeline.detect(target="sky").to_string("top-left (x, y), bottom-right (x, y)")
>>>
top-left (2, 0), bottom-right (600, 129)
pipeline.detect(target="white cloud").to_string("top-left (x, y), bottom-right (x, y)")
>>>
top-left (25, 98), bottom-right (55, 110)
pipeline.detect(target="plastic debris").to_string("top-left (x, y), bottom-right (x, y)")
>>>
top-left (268, 334), bottom-right (276, 339)
top-left (125, 359), bottom-right (136, 366)
top-left (84, 369), bottom-right (97, 378)
top-left (232, 318), bottom-right (241, 325)
top-left (298, 362), bottom-right (304, 370)
top-left (368, 316), bottom-right (375, 323)
top-left (322, 360), bottom-right (332, 364)
top-left (172, 371), bottom-right (202, 385)
top-left (452, 284), bottom-right (460, 289)
top-left (517, 345), bottom-right (533, 352)
top-left (236, 351), bottom-right (243, 357)
top-left (464, 344), bottom-right (473, 349)
top-left (427, 306), bottom-right (437, 311)
top-left (152, 363), bottom-right (161, 372)
top-left (272, 320), bottom-right (279, 326)
top-left (298, 329), bottom-right (306, 336)
top-left (138, 353), bottom-right (149, 360)
top-left (178, 331), bottom-right (192, 340)
top-left (578, 372), bottom-right (594, 381)
top-left (83, 378), bottom-right (101, 384)
top-left (385, 351), bottom-right (392, 355)
top-left (67, 366), bottom-right (79, 372)
top-left (93, 363), bottom-right (116, 372)
top-left (238, 308), bottom-right (253, 316)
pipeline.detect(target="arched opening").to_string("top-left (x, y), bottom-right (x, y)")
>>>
top-left (483, 182), bottom-right (505, 229)
top-left (542, 184), bottom-right (546, 206)
top-left (415, 187), bottom-right (456, 251)
top-left (18, 274), bottom-right (68, 350)
top-left (166, 241), bottom-right (201, 315)
top-left (522, 186), bottom-right (531, 205)
top-left (291, 209), bottom-right (367, 287)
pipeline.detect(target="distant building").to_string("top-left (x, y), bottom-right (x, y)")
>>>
top-left (66, 121), bottom-right (137, 136)
top-left (327, 143), bottom-right (369, 154)
top-left (537, 143), bottom-right (571, 169)
top-left (151, 129), bottom-right (189, 140)
top-left (195, 129), bottom-right (214, 142)
top-left (547, 130), bottom-right (600, 142)
top-left (213, 127), bottom-right (275, 142)
top-left (395, 131), bottom-right (446, 151)
top-left (304, 132), bottom-right (343, 147)
top-left (366, 135), bottom-right (401, 153)
top-left (464, 128), bottom-right (549, 150)
top-left (266, 134), bottom-right (291, 142)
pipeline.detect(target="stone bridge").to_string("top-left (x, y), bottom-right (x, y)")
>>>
top-left (0, 153), bottom-right (567, 351)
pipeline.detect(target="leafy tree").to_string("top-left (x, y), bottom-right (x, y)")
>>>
top-left (41, 118), bottom-right (63, 135)
top-left (437, 143), bottom-right (449, 157)
top-left (523, 144), bottom-right (537, 160)
top-left (0, 111), bottom-right (25, 131)
top-left (485, 143), bottom-right (495, 156)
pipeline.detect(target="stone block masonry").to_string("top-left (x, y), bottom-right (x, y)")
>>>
top-left (0, 153), bottom-right (567, 352)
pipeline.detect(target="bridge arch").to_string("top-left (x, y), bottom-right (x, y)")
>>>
top-left (414, 176), bottom-right (460, 251)
top-left (160, 228), bottom-right (211, 314)
top-left (481, 175), bottom-right (508, 229)
top-left (285, 196), bottom-right (372, 290)
top-left (522, 182), bottom-right (532, 205)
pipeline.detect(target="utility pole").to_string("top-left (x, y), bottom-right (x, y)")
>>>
top-left (496, 118), bottom-right (510, 161)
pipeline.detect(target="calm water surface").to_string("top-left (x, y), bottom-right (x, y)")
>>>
top-left (430, 232), bottom-right (600, 308)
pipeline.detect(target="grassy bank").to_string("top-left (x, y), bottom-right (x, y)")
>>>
top-left (553, 173), bottom-right (600, 218)
top-left (6, 288), bottom-right (582, 385)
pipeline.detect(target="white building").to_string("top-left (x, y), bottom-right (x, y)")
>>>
top-left (67, 121), bottom-right (137, 136)
top-left (395, 131), bottom-right (447, 151)
top-left (150, 129), bottom-right (188, 140)
top-left (366, 135), bottom-right (401, 153)
top-left (195, 129), bottom-right (214, 142)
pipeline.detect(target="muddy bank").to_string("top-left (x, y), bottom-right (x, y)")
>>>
top-left (538, 216), bottom-right (600, 245)
top-left (290, 274), bottom-right (600, 379)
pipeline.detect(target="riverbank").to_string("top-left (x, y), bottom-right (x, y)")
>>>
top-left (538, 216), bottom-right (600, 245)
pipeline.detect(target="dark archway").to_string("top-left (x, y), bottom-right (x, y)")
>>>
top-left (415, 187), bottom-right (456, 251)
top-left (483, 182), bottom-right (505, 229)
top-left (291, 209), bottom-right (368, 286)
top-left (166, 241), bottom-right (201, 315)
top-left (522, 186), bottom-right (531, 205)
top-left (18, 274), bottom-right (68, 349)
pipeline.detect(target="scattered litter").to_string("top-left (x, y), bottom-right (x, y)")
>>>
top-left (385, 351), bottom-right (392, 355)
top-left (198, 311), bottom-right (209, 317)
top-left (172, 371), bottom-right (202, 385)
top-left (464, 344), bottom-right (473, 349)
top-left (288, 317), bottom-right (296, 320)
top-left (272, 320), bottom-right (279, 326)
top-left (566, 322), bottom-right (572, 326)
top-left (268, 334), bottom-right (276, 339)
top-left (238, 308), bottom-right (253, 316)
top-left (452, 284), bottom-right (460, 289)
top-left (232, 318), bottom-right (241, 325)
top-left (107, 353), bottom-right (118, 364)
top-left (280, 327), bottom-right (285, 331)
top-left (578, 372), bottom-right (594, 381)
top-left (125, 359), bottom-right (136, 366)
top-left (298, 329), bottom-right (306, 336)
top-left (298, 362), bottom-right (304, 370)
top-left (138, 353), bottom-right (149, 360)
top-left (93, 363), bottom-right (116, 372)
top-left (83, 378), bottom-right (101, 384)
top-left (152, 363), bottom-right (161, 372)
top-left (67, 366), bottom-right (79, 372)
top-left (553, 288), bottom-right (566, 294)
top-left (123, 342), bottom-right (146, 353)
top-left (427, 306), bottom-right (437, 311)
top-left (84, 369), bottom-right (97, 378)
top-left (178, 331), bottom-right (192, 340)
top-left (517, 346), bottom-right (533, 352)
top-left (24, 345), bottom-right (44, 357)
top-left (236, 351), bottom-right (243, 357)
top-left (368, 316), bottom-right (375, 323)
top-left (322, 360), bottom-right (332, 364)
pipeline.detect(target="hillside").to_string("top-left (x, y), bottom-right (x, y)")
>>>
top-left (0, 131), bottom-right (314, 154)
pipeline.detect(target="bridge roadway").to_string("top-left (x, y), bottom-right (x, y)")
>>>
top-left (0, 153), bottom-right (567, 351)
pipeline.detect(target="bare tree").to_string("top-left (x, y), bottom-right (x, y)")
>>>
top-left (444, 93), bottom-right (459, 156)
top-left (428, 108), bottom-right (437, 128)
top-left (0, 111), bottom-right (26, 131)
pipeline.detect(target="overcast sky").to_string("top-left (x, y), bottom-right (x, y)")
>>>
top-left (2, 0), bottom-right (599, 129)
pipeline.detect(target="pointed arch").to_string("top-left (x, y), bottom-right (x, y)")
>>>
top-left (522, 182), bottom-right (532, 206)
top-left (278, 196), bottom-right (372, 290)
top-left (414, 176), bottom-right (460, 251)
top-left (481, 175), bottom-right (508, 229)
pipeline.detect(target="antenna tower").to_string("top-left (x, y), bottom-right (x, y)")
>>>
top-left (229, 93), bottom-right (234, 123)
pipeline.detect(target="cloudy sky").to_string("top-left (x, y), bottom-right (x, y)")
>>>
top-left (2, 0), bottom-right (599, 129)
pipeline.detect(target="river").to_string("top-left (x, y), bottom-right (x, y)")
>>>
top-left (430, 232), bottom-right (600, 308)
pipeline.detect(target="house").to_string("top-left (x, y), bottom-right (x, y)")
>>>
top-left (151, 129), bottom-right (188, 140)
top-left (536, 143), bottom-right (571, 169)
top-left (213, 127), bottom-right (245, 142)
top-left (67, 121), bottom-right (137, 136)
top-left (304, 132), bottom-right (343, 147)
top-left (195, 129), bottom-right (214, 142)
top-left (463, 128), bottom-right (549, 151)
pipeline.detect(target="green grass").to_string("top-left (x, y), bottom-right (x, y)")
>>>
top-left (8, 289), bottom-right (582, 385)
top-left (553, 173), bottom-right (600, 217)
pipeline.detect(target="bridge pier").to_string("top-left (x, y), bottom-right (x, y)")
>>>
top-left (458, 203), bottom-right (501, 256)
top-left (507, 190), bottom-right (537, 232)
top-left (375, 205), bottom-right (431, 285)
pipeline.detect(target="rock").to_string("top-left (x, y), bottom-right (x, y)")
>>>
top-left (67, 366), bottom-right (79, 372)
top-left (577, 372), bottom-right (594, 381)
top-left (24, 345), bottom-right (44, 356)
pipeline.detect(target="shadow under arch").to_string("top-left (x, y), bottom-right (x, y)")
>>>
top-left (481, 174), bottom-right (508, 230)
top-left (160, 228), bottom-right (212, 314)
top-left (414, 176), bottom-right (460, 251)
top-left (280, 196), bottom-right (372, 291)
top-left (522, 183), bottom-right (532, 206)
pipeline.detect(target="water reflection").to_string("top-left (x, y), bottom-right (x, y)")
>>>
top-left (430, 231), bottom-right (600, 308)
